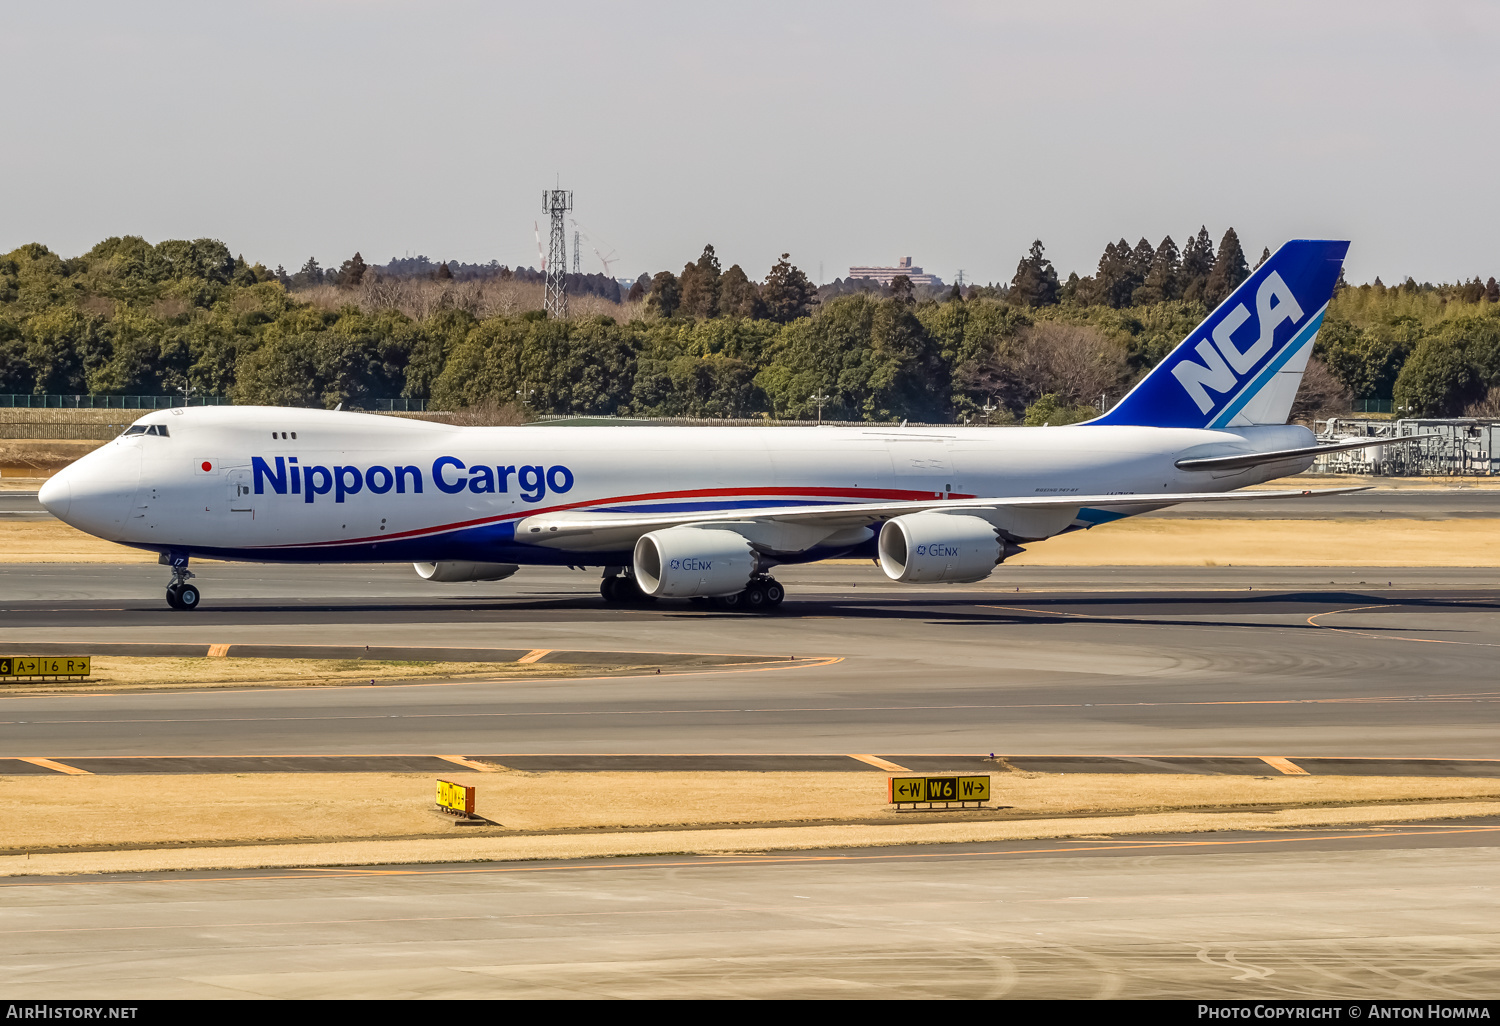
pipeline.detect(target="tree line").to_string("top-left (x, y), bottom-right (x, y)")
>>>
top-left (2, 232), bottom-right (1498, 423)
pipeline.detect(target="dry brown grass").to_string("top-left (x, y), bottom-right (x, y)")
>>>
top-left (0, 439), bottom-right (107, 471)
top-left (0, 410), bottom-right (142, 442)
top-left (297, 279), bottom-right (641, 323)
top-left (0, 521), bottom-right (158, 561)
top-left (1, 771), bottom-right (1495, 856)
top-left (0, 657), bottom-right (588, 694)
top-left (1008, 517), bottom-right (1500, 566)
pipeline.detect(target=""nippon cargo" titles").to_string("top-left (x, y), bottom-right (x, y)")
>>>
top-left (251, 456), bottom-right (574, 504)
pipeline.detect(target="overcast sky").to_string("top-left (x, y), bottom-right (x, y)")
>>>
top-left (3, 1), bottom-right (1496, 286)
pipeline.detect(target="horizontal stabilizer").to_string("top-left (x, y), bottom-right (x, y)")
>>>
top-left (1175, 434), bottom-right (1439, 472)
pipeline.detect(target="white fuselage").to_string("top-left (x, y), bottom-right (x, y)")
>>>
top-left (39, 406), bottom-right (1314, 567)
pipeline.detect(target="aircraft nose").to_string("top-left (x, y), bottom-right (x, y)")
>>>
top-left (38, 473), bottom-right (71, 519)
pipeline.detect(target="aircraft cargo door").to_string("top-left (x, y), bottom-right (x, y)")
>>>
top-left (226, 468), bottom-right (254, 515)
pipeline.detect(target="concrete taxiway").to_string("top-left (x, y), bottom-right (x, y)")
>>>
top-left (4, 821), bottom-right (1497, 998)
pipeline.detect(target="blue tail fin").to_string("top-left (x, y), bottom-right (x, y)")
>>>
top-left (1089, 239), bottom-right (1349, 429)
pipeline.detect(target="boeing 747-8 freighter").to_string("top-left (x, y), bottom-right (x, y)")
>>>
top-left (41, 239), bottom-right (1399, 610)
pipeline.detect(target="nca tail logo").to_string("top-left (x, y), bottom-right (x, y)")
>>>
top-left (1171, 271), bottom-right (1305, 414)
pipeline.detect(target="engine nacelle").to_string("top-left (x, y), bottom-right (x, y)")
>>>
top-left (878, 512), bottom-right (1006, 584)
top-left (413, 561), bottom-right (520, 583)
top-left (633, 526), bottom-right (757, 598)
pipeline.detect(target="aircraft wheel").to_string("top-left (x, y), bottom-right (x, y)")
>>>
top-left (166, 583), bottom-right (200, 610)
top-left (712, 591), bottom-right (742, 610)
top-left (601, 576), bottom-right (623, 603)
top-left (742, 583), bottom-right (768, 611)
top-left (762, 579), bottom-right (785, 606)
top-left (623, 577), bottom-right (656, 604)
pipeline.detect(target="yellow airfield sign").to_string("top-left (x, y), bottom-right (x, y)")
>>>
top-left (888, 774), bottom-right (990, 804)
top-left (436, 779), bottom-right (476, 816)
top-left (1, 656), bottom-right (91, 678)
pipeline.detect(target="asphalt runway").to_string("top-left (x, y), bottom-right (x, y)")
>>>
top-left (2, 562), bottom-right (1498, 759)
top-left (5, 821), bottom-right (1498, 998)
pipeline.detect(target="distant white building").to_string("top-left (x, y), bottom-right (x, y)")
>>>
top-left (845, 256), bottom-right (942, 287)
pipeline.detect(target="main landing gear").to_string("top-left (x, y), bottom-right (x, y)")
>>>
top-left (598, 570), bottom-right (786, 612)
top-left (709, 575), bottom-right (785, 613)
top-left (600, 570), bottom-right (655, 605)
top-left (164, 563), bottom-right (200, 611)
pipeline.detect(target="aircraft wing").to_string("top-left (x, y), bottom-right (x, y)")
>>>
top-left (516, 486), bottom-right (1369, 546)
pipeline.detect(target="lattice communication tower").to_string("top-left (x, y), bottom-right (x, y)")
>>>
top-left (543, 188), bottom-right (573, 319)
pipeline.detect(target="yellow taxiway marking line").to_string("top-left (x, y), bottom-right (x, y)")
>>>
top-left (18, 757), bottom-right (90, 775)
top-left (516, 649), bottom-right (551, 664)
top-left (1259, 756), bottom-right (1309, 775)
top-left (206, 644), bottom-right (230, 658)
top-left (849, 754), bottom-right (912, 772)
top-left (437, 755), bottom-right (501, 772)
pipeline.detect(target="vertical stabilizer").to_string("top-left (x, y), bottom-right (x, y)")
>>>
top-left (1089, 239), bottom-right (1348, 428)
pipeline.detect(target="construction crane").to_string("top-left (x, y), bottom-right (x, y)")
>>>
top-left (571, 218), bottom-right (622, 277)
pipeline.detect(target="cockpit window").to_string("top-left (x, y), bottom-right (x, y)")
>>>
top-left (122, 425), bottom-right (147, 436)
top-left (122, 424), bottom-right (169, 437)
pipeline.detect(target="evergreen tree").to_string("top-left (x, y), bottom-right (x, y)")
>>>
top-left (1133, 236), bottom-right (1180, 305)
top-left (718, 264), bottom-right (763, 318)
top-left (1254, 246), bottom-right (1270, 270)
top-left (1179, 226), bottom-right (1215, 302)
top-left (1130, 238), bottom-right (1155, 280)
top-left (1094, 239), bottom-right (1146, 308)
top-left (645, 270), bottom-right (681, 318)
top-left (290, 257), bottom-right (323, 289)
top-left (1009, 240), bottom-right (1059, 307)
top-left (678, 244), bottom-right (722, 319)
top-left (337, 252), bottom-right (367, 288)
top-left (1203, 227), bottom-right (1249, 307)
top-left (436, 262), bottom-right (453, 281)
top-left (1487, 277), bottom-right (1499, 303)
top-left (761, 254), bottom-right (815, 323)
top-left (890, 274), bottom-right (915, 306)
top-left (627, 272), bottom-right (650, 302)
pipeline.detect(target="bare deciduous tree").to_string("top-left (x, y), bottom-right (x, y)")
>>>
top-left (1290, 356), bottom-right (1353, 423)
top-left (959, 321), bottom-right (1129, 414)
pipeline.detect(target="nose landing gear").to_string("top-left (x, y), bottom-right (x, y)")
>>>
top-left (164, 565), bottom-right (200, 611)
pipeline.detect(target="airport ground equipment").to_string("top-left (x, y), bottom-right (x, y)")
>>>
top-left (1315, 418), bottom-right (1500, 476)
top-left (889, 774), bottom-right (991, 810)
